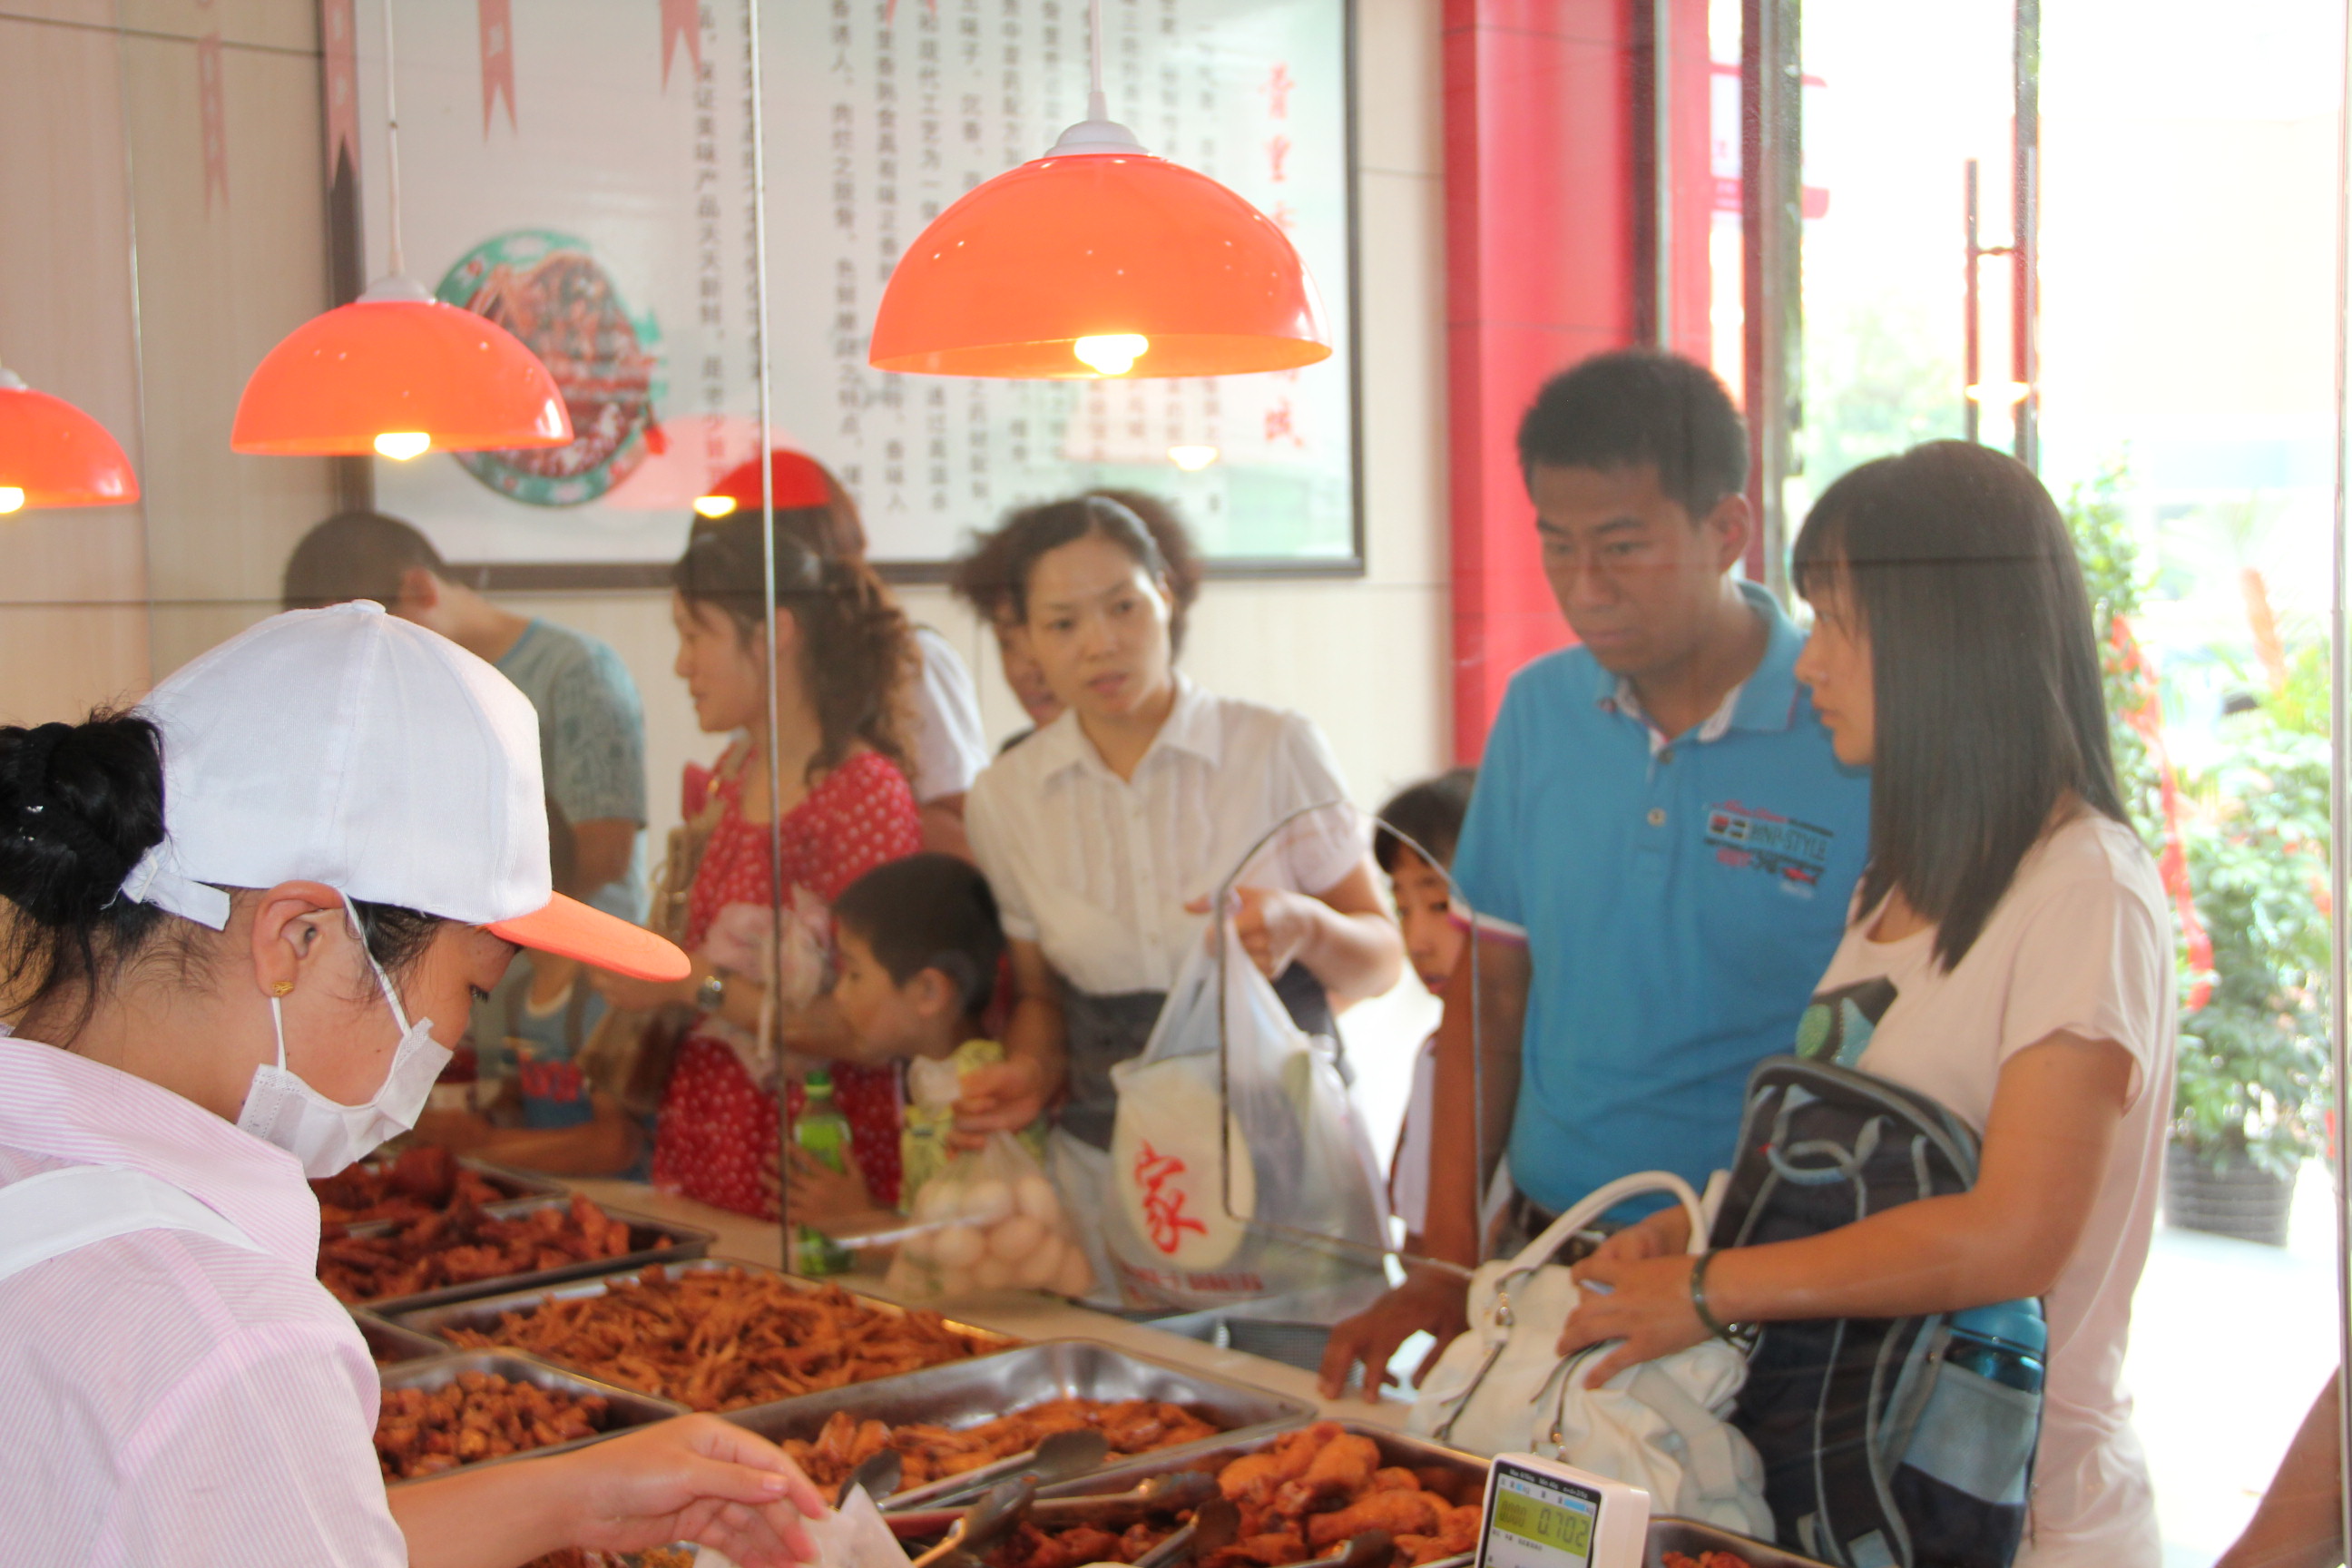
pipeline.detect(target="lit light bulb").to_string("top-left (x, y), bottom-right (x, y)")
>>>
top-left (1073, 335), bottom-right (1149, 377)
top-left (692, 495), bottom-right (739, 519)
top-left (0, 486), bottom-right (24, 515)
top-left (373, 431), bottom-right (432, 460)
top-left (1963, 381), bottom-right (2033, 406)
top-left (1167, 445), bottom-right (1220, 472)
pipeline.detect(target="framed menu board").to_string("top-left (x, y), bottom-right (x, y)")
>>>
top-left (345, 0), bottom-right (1359, 583)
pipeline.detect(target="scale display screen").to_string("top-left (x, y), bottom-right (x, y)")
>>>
top-left (1482, 1461), bottom-right (1603, 1568)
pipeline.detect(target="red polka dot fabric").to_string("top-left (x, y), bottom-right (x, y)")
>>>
top-left (652, 748), bottom-right (921, 1220)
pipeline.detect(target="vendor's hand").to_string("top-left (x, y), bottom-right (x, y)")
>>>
top-left (760, 1143), bottom-right (876, 1230)
top-left (1318, 1266), bottom-right (1470, 1403)
top-left (1555, 1250), bottom-right (1710, 1388)
top-left (953, 1056), bottom-right (1048, 1144)
top-left (1187, 886), bottom-right (1317, 980)
top-left (591, 965), bottom-right (695, 1013)
top-left (545, 1412), bottom-right (828, 1568)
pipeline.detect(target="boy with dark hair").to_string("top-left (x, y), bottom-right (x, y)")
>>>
top-left (791, 854), bottom-right (1044, 1240)
top-left (1374, 768), bottom-right (1477, 1249)
top-left (1324, 348), bottom-right (1872, 1397)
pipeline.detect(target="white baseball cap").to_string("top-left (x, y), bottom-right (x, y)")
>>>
top-left (119, 602), bottom-right (688, 982)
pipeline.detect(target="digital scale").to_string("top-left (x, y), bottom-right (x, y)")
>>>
top-left (1472, 1453), bottom-right (1651, 1568)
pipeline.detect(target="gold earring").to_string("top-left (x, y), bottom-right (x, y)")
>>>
top-left (270, 981), bottom-right (295, 997)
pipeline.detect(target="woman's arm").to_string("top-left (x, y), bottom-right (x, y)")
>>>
top-left (955, 937), bottom-right (1065, 1134)
top-left (416, 1093), bottom-right (643, 1177)
top-left (392, 1414), bottom-right (825, 1568)
top-left (2218, 1370), bottom-right (2345, 1568)
top-left (1200, 858), bottom-right (1406, 1007)
top-left (1559, 1031), bottom-right (2136, 1386)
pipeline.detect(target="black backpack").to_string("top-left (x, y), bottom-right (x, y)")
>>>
top-left (1709, 1055), bottom-right (2047, 1568)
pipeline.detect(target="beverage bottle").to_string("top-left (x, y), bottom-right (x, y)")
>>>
top-left (791, 1070), bottom-right (857, 1276)
top-left (1943, 1299), bottom-right (2047, 1394)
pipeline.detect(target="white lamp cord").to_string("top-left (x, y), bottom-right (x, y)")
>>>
top-left (1087, 0), bottom-right (1107, 125)
top-left (381, 0), bottom-right (407, 279)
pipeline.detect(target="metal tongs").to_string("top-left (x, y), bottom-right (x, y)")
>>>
top-left (891, 1469), bottom-right (1222, 1542)
top-left (888, 1427), bottom-right (1112, 1513)
top-left (1130, 1496), bottom-right (1241, 1568)
top-left (907, 1476), bottom-right (1041, 1568)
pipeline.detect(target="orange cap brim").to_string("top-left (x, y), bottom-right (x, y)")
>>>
top-left (488, 893), bottom-right (691, 982)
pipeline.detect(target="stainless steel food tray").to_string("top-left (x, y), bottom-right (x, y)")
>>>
top-left (391, 1258), bottom-right (1023, 1408)
top-left (1025, 1420), bottom-right (1490, 1568)
top-left (1646, 1517), bottom-right (1831, 1567)
top-left (723, 1338), bottom-right (1316, 1509)
top-left (353, 1308), bottom-right (451, 1364)
top-left (326, 1198), bottom-right (715, 1315)
top-left (377, 1350), bottom-right (689, 1487)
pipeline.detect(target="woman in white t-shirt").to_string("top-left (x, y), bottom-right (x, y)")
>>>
top-left (1559, 441), bottom-right (2172, 1566)
top-left (958, 495), bottom-right (1405, 1285)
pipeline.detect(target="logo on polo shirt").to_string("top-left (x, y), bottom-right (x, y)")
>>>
top-left (1705, 799), bottom-right (1834, 897)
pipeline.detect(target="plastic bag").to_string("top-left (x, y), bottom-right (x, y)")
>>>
top-left (884, 1131), bottom-right (1094, 1300)
top-left (1102, 920), bottom-right (1390, 1312)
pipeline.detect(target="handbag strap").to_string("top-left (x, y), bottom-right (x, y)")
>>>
top-left (1506, 1170), bottom-right (1709, 1272)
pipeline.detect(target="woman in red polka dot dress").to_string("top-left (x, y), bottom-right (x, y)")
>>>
top-left (595, 515), bottom-right (921, 1222)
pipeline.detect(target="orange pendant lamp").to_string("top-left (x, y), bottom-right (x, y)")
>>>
top-left (0, 366), bottom-right (141, 514)
top-left (868, 0), bottom-right (1328, 380)
top-left (231, 4), bottom-right (569, 461)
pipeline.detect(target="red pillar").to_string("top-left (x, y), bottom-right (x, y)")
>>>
top-left (1444, 0), bottom-right (1640, 764)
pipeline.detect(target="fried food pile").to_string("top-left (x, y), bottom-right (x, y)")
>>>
top-left (375, 1369), bottom-right (611, 1481)
top-left (444, 1267), bottom-right (999, 1411)
top-left (788, 1399), bottom-right (1226, 1504)
top-left (319, 1193), bottom-right (635, 1305)
top-left (991, 1424), bottom-right (1485, 1568)
top-left (314, 1144), bottom-right (512, 1226)
top-left (1661, 1553), bottom-right (1753, 1568)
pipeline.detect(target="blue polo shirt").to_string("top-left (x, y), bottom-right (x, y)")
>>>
top-left (1452, 582), bottom-right (1871, 1216)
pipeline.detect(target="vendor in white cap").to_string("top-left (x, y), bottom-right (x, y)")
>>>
top-left (0, 603), bottom-right (828, 1567)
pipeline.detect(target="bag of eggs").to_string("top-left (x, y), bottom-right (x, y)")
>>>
top-left (884, 1132), bottom-right (1094, 1301)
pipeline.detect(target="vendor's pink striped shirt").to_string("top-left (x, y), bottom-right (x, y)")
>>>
top-left (0, 1038), bottom-right (407, 1566)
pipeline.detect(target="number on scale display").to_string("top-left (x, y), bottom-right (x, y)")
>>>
top-left (1485, 1470), bottom-right (1600, 1568)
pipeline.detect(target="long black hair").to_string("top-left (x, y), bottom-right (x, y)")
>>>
top-left (1, 712), bottom-right (438, 1044)
top-left (1792, 441), bottom-right (2124, 971)
top-left (671, 514), bottom-right (916, 780)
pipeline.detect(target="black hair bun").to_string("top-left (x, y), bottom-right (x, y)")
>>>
top-left (0, 712), bottom-right (167, 927)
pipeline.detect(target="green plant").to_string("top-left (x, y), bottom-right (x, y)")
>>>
top-left (2171, 642), bottom-right (2333, 1177)
top-left (2063, 463), bottom-right (2332, 1179)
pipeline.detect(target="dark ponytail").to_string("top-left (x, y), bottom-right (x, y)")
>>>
top-left (671, 517), bottom-right (917, 781)
top-left (0, 713), bottom-right (172, 1036)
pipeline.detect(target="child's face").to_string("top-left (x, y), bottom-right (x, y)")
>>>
top-left (1389, 847), bottom-right (1465, 993)
top-left (831, 926), bottom-right (941, 1060)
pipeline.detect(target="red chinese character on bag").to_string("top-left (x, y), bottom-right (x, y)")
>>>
top-left (1265, 401), bottom-right (1303, 447)
top-left (1132, 1141), bottom-right (1209, 1257)
top-left (1266, 135), bottom-right (1291, 183)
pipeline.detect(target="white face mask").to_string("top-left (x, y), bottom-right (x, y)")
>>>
top-left (236, 900), bottom-right (454, 1179)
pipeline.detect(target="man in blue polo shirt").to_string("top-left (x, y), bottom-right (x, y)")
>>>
top-left (1322, 349), bottom-right (1869, 1397)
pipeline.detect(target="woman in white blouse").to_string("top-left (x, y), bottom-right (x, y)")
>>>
top-left (958, 495), bottom-right (1404, 1279)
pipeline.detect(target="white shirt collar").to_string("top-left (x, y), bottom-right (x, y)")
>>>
top-left (1606, 675), bottom-right (1748, 758)
top-left (1031, 673), bottom-right (1223, 781)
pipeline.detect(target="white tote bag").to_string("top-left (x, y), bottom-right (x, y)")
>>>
top-left (1102, 920), bottom-right (1390, 1312)
top-left (1406, 1171), bottom-right (1774, 1539)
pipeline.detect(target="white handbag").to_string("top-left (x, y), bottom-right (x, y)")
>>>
top-left (1406, 1171), bottom-right (1774, 1539)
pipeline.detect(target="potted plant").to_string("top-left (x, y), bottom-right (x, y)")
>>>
top-left (2167, 643), bottom-right (2332, 1245)
top-left (2066, 466), bottom-right (2331, 1246)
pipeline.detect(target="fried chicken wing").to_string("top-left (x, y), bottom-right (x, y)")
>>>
top-left (1306, 1490), bottom-right (1446, 1548)
top-left (1220, 1422), bottom-right (1342, 1506)
top-left (1274, 1434), bottom-right (1383, 1517)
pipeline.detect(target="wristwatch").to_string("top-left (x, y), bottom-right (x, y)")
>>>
top-left (696, 968), bottom-right (730, 1014)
